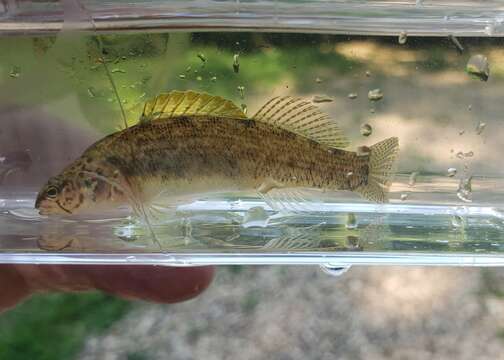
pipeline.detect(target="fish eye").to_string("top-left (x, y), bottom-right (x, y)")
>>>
top-left (46, 186), bottom-right (59, 199)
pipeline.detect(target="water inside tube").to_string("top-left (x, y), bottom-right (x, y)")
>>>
top-left (2, 30), bottom-right (504, 265)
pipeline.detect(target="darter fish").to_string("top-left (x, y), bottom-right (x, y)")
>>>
top-left (35, 91), bottom-right (399, 218)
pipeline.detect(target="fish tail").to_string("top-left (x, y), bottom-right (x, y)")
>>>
top-left (356, 137), bottom-right (399, 203)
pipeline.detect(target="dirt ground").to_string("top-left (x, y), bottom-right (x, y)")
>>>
top-left (79, 266), bottom-right (504, 360)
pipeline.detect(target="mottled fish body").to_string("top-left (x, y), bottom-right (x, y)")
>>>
top-left (35, 91), bottom-right (399, 217)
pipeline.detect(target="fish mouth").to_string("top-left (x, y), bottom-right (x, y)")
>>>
top-left (36, 201), bottom-right (52, 215)
top-left (35, 199), bottom-right (72, 215)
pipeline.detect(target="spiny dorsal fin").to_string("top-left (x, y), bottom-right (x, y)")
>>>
top-left (141, 90), bottom-right (247, 123)
top-left (253, 96), bottom-right (349, 149)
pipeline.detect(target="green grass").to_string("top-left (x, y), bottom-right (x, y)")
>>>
top-left (0, 292), bottom-right (132, 360)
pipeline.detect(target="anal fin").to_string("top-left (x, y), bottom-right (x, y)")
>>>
top-left (258, 187), bottom-right (322, 214)
top-left (262, 223), bottom-right (325, 250)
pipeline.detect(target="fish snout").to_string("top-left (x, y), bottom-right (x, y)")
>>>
top-left (35, 197), bottom-right (65, 215)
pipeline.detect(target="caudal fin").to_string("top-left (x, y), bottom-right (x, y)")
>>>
top-left (356, 137), bottom-right (399, 203)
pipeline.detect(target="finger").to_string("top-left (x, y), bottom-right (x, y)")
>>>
top-left (0, 265), bottom-right (32, 312)
top-left (11, 264), bottom-right (215, 304)
top-left (69, 265), bottom-right (215, 303)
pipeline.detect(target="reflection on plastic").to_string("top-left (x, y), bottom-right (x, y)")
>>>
top-left (320, 264), bottom-right (351, 277)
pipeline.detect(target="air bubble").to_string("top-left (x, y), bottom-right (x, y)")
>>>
top-left (398, 31), bottom-right (408, 45)
top-left (210, 76), bottom-right (217, 82)
top-left (360, 123), bottom-right (372, 137)
top-left (312, 95), bottom-right (333, 103)
top-left (408, 172), bottom-right (419, 187)
top-left (466, 54), bottom-right (489, 81)
top-left (400, 193), bottom-right (408, 201)
top-left (241, 103), bottom-right (247, 114)
top-left (315, 77), bottom-right (323, 83)
top-left (237, 86), bottom-right (245, 99)
top-left (365, 70), bottom-right (371, 77)
top-left (348, 93), bottom-right (358, 99)
top-left (485, 24), bottom-right (495, 36)
top-left (345, 213), bottom-right (357, 230)
top-left (233, 54), bottom-right (240, 73)
top-left (197, 53), bottom-right (207, 63)
top-left (368, 88), bottom-right (383, 101)
top-left (9, 66), bottom-right (20, 78)
top-left (451, 215), bottom-right (464, 228)
top-left (457, 176), bottom-right (473, 202)
top-left (179, 74), bottom-right (186, 79)
top-left (87, 87), bottom-right (96, 98)
top-left (111, 68), bottom-right (126, 74)
top-left (476, 121), bottom-right (486, 135)
top-left (447, 167), bottom-right (457, 177)
top-left (320, 264), bottom-right (351, 277)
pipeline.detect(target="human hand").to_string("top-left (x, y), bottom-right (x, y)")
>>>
top-left (0, 264), bottom-right (214, 313)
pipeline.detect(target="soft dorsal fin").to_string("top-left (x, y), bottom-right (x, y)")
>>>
top-left (253, 96), bottom-right (349, 149)
top-left (141, 90), bottom-right (247, 123)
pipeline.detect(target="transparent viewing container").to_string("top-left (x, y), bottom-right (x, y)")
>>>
top-left (2, 0), bottom-right (504, 270)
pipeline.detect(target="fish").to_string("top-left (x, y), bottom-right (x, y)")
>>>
top-left (0, 150), bottom-right (32, 185)
top-left (35, 90), bottom-right (399, 218)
